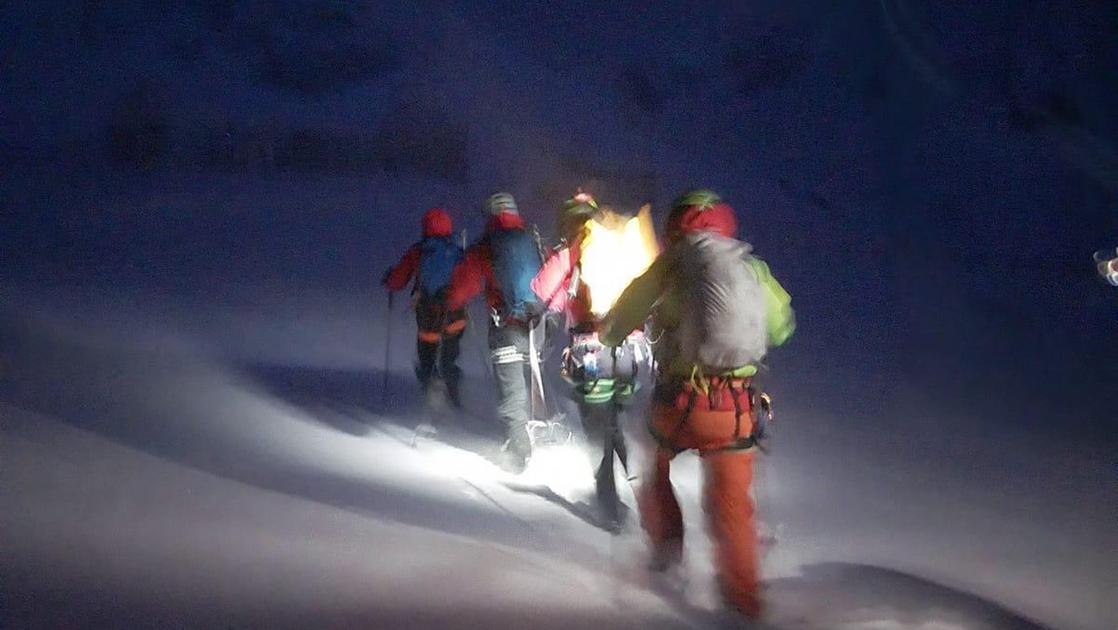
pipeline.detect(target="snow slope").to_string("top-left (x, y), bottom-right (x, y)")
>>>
top-left (4, 406), bottom-right (698, 630)
top-left (4, 295), bottom-right (1111, 629)
top-left (3, 2), bottom-right (1115, 627)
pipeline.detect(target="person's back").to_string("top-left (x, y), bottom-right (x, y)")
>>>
top-left (532, 192), bottom-right (659, 527)
top-left (601, 188), bottom-right (794, 620)
top-left (446, 192), bottom-right (543, 473)
top-left (446, 193), bottom-right (541, 322)
top-left (416, 234), bottom-right (462, 300)
top-left (488, 226), bottom-right (545, 323)
top-left (383, 207), bottom-right (466, 408)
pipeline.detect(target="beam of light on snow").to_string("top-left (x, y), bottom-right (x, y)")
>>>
top-left (419, 438), bottom-right (506, 484)
top-left (418, 437), bottom-right (595, 502)
top-left (517, 443), bottom-right (595, 498)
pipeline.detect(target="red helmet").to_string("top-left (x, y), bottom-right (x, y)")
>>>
top-left (422, 207), bottom-right (453, 237)
top-left (665, 189), bottom-right (737, 240)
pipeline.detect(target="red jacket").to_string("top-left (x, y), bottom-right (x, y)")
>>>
top-left (531, 239), bottom-right (593, 328)
top-left (383, 208), bottom-right (454, 292)
top-left (445, 212), bottom-right (525, 312)
top-left (384, 244), bottom-right (421, 292)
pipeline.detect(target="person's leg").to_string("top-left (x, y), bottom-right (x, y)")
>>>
top-left (604, 345), bottom-right (635, 475)
top-left (415, 337), bottom-right (438, 388)
top-left (578, 401), bottom-right (622, 523)
top-left (640, 444), bottom-right (684, 570)
top-left (414, 299), bottom-right (441, 390)
top-left (701, 449), bottom-right (761, 619)
top-left (438, 315), bottom-right (465, 408)
top-left (489, 324), bottom-right (532, 471)
top-left (610, 401), bottom-right (630, 479)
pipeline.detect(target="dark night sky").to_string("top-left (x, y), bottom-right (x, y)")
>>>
top-left (2, 1), bottom-right (1116, 435)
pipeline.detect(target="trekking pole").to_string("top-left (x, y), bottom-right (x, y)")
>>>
top-left (527, 318), bottom-right (552, 422)
top-left (382, 291), bottom-right (395, 408)
top-left (753, 391), bottom-right (781, 551)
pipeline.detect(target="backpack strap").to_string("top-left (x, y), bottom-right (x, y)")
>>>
top-left (655, 366), bottom-right (769, 455)
top-left (687, 364), bottom-right (758, 395)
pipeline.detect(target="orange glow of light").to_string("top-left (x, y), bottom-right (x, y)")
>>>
top-left (579, 204), bottom-right (659, 316)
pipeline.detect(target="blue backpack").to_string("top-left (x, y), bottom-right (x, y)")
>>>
top-left (489, 228), bottom-right (543, 320)
top-left (417, 236), bottom-right (463, 297)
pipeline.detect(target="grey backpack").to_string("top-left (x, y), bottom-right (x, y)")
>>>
top-left (669, 232), bottom-right (769, 371)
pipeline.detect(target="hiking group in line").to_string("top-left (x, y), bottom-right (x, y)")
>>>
top-left (384, 188), bottom-right (795, 620)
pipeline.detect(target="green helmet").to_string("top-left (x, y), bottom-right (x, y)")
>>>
top-left (485, 192), bottom-right (518, 216)
top-left (667, 188), bottom-right (726, 240)
top-left (558, 189), bottom-right (599, 240)
top-left (561, 189), bottom-right (598, 217)
top-left (670, 188), bottom-right (722, 214)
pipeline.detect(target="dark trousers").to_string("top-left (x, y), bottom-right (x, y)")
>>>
top-left (579, 401), bottom-right (629, 514)
top-left (415, 334), bottom-right (462, 388)
top-left (415, 295), bottom-right (465, 403)
top-left (566, 333), bottom-right (641, 515)
top-left (488, 322), bottom-right (532, 456)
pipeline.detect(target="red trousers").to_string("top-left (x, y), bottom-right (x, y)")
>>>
top-left (640, 400), bottom-right (761, 618)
